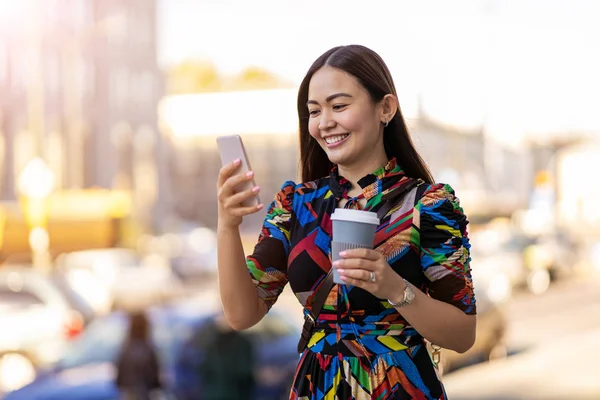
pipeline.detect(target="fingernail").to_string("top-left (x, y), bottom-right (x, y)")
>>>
top-left (340, 276), bottom-right (348, 281)
top-left (339, 251), bottom-right (347, 257)
top-left (256, 204), bottom-right (264, 210)
top-left (337, 269), bottom-right (345, 274)
top-left (332, 261), bottom-right (340, 267)
top-left (252, 186), bottom-right (260, 193)
top-left (233, 159), bottom-right (241, 165)
top-left (246, 171), bottom-right (254, 177)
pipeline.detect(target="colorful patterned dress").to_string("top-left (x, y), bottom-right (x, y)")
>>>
top-left (246, 159), bottom-right (476, 400)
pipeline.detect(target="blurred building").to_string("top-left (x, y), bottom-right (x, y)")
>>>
top-left (158, 89), bottom-right (532, 231)
top-left (159, 89), bottom-right (300, 232)
top-left (0, 0), bottom-right (167, 229)
top-left (413, 115), bottom-right (532, 223)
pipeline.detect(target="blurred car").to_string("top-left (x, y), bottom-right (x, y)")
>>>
top-left (470, 225), bottom-right (552, 295)
top-left (527, 231), bottom-right (582, 281)
top-left (433, 253), bottom-right (510, 375)
top-left (55, 248), bottom-right (183, 312)
top-left (5, 301), bottom-right (301, 400)
top-left (138, 225), bottom-right (219, 283)
top-left (0, 266), bottom-right (96, 395)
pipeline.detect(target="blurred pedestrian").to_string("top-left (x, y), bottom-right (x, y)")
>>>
top-left (216, 44), bottom-right (477, 399)
top-left (115, 311), bottom-right (163, 400)
top-left (196, 314), bottom-right (256, 400)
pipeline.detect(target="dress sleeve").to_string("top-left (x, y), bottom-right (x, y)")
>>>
top-left (417, 183), bottom-right (476, 315)
top-left (246, 180), bottom-right (295, 310)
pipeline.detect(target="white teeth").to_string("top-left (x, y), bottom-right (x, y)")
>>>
top-left (325, 134), bottom-right (349, 144)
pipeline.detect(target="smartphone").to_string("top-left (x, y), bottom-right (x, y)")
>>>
top-left (216, 134), bottom-right (260, 207)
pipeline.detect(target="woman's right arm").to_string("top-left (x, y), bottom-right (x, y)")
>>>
top-left (217, 224), bottom-right (268, 330)
top-left (216, 159), bottom-right (267, 330)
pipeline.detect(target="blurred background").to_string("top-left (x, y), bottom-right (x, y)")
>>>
top-left (1, 0), bottom-right (600, 399)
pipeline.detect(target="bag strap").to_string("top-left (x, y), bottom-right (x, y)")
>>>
top-left (297, 269), bottom-right (334, 352)
top-left (375, 179), bottom-right (420, 221)
top-left (307, 268), bottom-right (334, 321)
top-left (414, 182), bottom-right (428, 208)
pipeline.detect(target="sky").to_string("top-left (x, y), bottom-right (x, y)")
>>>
top-left (157, 0), bottom-right (600, 143)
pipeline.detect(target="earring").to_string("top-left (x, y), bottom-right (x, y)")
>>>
top-left (384, 119), bottom-right (389, 128)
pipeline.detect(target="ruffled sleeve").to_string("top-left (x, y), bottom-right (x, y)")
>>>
top-left (417, 183), bottom-right (476, 315)
top-left (246, 180), bottom-right (296, 310)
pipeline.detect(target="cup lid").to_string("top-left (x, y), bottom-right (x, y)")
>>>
top-left (331, 208), bottom-right (380, 225)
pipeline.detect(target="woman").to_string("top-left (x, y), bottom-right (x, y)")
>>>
top-left (197, 315), bottom-right (256, 400)
top-left (217, 44), bottom-right (476, 399)
top-left (115, 311), bottom-right (162, 400)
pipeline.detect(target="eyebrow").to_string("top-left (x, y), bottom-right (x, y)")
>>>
top-left (306, 92), bottom-right (353, 106)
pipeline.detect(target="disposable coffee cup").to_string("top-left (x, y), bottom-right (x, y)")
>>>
top-left (331, 208), bottom-right (380, 285)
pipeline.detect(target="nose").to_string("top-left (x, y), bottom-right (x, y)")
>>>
top-left (318, 113), bottom-right (336, 131)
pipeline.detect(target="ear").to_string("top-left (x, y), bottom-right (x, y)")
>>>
top-left (379, 94), bottom-right (398, 125)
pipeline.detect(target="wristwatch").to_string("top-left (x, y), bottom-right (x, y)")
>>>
top-left (387, 279), bottom-right (415, 308)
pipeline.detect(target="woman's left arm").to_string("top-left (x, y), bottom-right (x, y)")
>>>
top-left (386, 276), bottom-right (476, 353)
top-left (335, 184), bottom-right (476, 353)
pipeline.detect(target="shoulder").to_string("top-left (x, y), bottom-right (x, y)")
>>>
top-left (418, 182), bottom-right (468, 227)
top-left (276, 180), bottom-right (297, 200)
top-left (419, 182), bottom-right (460, 207)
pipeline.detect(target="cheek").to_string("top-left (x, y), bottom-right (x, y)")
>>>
top-left (337, 113), bottom-right (364, 134)
top-left (308, 118), bottom-right (320, 139)
top-left (347, 109), bottom-right (379, 137)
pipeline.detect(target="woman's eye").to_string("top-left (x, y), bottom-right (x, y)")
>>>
top-left (308, 110), bottom-right (320, 116)
top-left (333, 104), bottom-right (347, 111)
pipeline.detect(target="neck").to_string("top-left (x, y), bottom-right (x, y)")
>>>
top-left (337, 151), bottom-right (389, 188)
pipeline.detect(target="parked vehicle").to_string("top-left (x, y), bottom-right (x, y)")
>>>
top-left (55, 248), bottom-right (183, 312)
top-left (138, 224), bottom-right (219, 283)
top-left (434, 254), bottom-right (510, 375)
top-left (5, 300), bottom-right (300, 400)
top-left (0, 266), bottom-right (95, 394)
top-left (470, 223), bottom-right (553, 295)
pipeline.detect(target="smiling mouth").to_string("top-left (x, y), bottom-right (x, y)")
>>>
top-left (324, 134), bottom-right (350, 146)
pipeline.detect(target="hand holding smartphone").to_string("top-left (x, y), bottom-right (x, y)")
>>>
top-left (216, 135), bottom-right (260, 208)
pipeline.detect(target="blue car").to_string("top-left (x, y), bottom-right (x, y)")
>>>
top-left (5, 301), bottom-right (300, 400)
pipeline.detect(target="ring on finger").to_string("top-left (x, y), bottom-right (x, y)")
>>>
top-left (369, 271), bottom-right (376, 283)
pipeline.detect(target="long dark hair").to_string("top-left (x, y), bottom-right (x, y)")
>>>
top-left (297, 45), bottom-right (434, 184)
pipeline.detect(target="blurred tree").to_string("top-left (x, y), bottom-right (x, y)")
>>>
top-left (166, 61), bottom-right (293, 94)
top-left (226, 66), bottom-right (293, 91)
top-left (166, 60), bottom-right (222, 94)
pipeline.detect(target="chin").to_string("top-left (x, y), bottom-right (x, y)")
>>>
top-left (321, 147), bottom-right (343, 162)
top-left (324, 152), bottom-right (355, 168)
top-left (320, 145), bottom-right (351, 165)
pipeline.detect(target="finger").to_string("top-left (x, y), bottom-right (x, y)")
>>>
top-left (225, 185), bottom-right (261, 208)
top-left (339, 248), bottom-right (380, 261)
top-left (338, 275), bottom-right (374, 290)
top-left (217, 159), bottom-right (242, 187)
top-left (336, 268), bottom-right (372, 282)
top-left (333, 258), bottom-right (373, 270)
top-left (222, 170), bottom-right (256, 194)
top-left (228, 203), bottom-right (264, 217)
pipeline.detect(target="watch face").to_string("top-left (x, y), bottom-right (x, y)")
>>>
top-left (388, 281), bottom-right (415, 307)
top-left (405, 283), bottom-right (415, 303)
top-left (408, 289), bottom-right (415, 302)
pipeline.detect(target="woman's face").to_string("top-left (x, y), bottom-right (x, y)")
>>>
top-left (307, 66), bottom-right (385, 168)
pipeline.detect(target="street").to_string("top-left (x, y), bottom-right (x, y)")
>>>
top-left (444, 271), bottom-right (600, 400)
